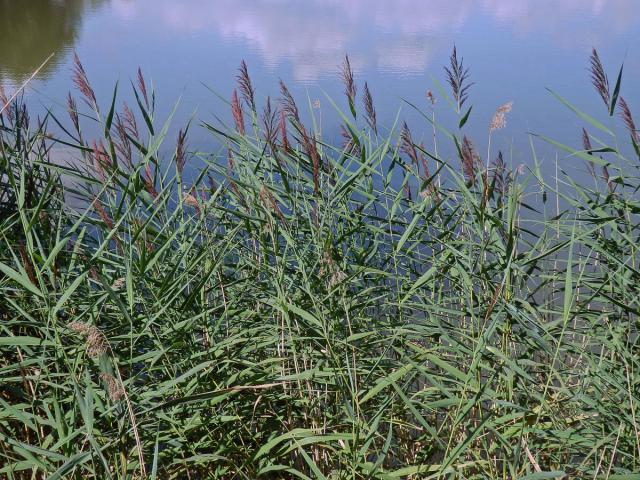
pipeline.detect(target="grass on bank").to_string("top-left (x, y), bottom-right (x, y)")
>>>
top-left (1, 48), bottom-right (640, 479)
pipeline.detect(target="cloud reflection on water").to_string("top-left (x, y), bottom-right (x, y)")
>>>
top-left (108, 0), bottom-right (639, 82)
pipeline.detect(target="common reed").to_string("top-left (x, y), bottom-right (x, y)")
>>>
top-left (444, 45), bottom-right (473, 112)
top-left (590, 48), bottom-right (610, 108)
top-left (231, 89), bottom-right (245, 135)
top-left (619, 97), bottom-right (639, 144)
top-left (72, 52), bottom-right (97, 109)
top-left (1, 48), bottom-right (639, 480)
top-left (341, 54), bottom-right (357, 113)
top-left (363, 81), bottom-right (377, 134)
top-left (137, 67), bottom-right (150, 110)
top-left (237, 60), bottom-right (256, 113)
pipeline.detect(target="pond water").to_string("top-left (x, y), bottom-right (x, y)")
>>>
top-left (2, 0), bottom-right (640, 171)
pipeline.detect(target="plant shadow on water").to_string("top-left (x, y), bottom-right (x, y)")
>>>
top-left (1, 46), bottom-right (640, 478)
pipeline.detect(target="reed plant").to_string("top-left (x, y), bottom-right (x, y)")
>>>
top-left (0, 48), bottom-right (639, 479)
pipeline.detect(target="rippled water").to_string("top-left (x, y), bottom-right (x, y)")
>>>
top-left (2, 0), bottom-right (639, 161)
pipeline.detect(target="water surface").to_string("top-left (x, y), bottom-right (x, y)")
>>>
top-left (2, 0), bottom-right (639, 166)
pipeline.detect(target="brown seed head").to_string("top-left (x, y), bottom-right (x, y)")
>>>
top-left (175, 129), bottom-right (187, 175)
top-left (231, 89), bottom-right (245, 136)
top-left (99, 372), bottom-right (125, 401)
top-left (68, 321), bottom-right (108, 358)
top-left (489, 101), bottom-right (513, 133)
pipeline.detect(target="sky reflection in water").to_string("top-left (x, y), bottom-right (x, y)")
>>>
top-left (1, 0), bottom-right (639, 164)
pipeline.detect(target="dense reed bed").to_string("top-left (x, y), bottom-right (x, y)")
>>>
top-left (1, 49), bottom-right (639, 479)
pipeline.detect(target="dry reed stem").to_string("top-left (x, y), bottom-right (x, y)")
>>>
top-left (0, 53), bottom-right (54, 117)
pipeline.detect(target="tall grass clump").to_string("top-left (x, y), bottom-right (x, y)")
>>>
top-left (1, 48), bottom-right (639, 479)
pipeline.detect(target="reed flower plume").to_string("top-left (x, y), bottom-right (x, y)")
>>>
top-left (426, 90), bottom-right (436, 106)
top-left (144, 164), bottom-right (158, 198)
top-left (492, 150), bottom-right (514, 201)
top-left (341, 55), bottom-right (357, 112)
top-left (231, 89), bottom-right (246, 136)
top-left (68, 321), bottom-right (108, 358)
top-left (303, 131), bottom-right (321, 196)
top-left (99, 372), bottom-right (125, 401)
top-left (400, 122), bottom-right (419, 166)
top-left (619, 97), bottom-right (639, 144)
top-left (590, 48), bottom-right (610, 108)
top-left (122, 102), bottom-right (140, 140)
top-left (460, 135), bottom-right (481, 185)
top-left (261, 97), bottom-right (278, 148)
top-left (72, 53), bottom-right (98, 110)
top-left (237, 60), bottom-right (256, 113)
top-left (67, 92), bottom-right (80, 134)
top-left (175, 129), bottom-right (187, 176)
top-left (92, 140), bottom-right (112, 179)
top-left (444, 46), bottom-right (473, 112)
top-left (114, 113), bottom-right (132, 168)
top-left (259, 184), bottom-right (285, 221)
top-left (184, 187), bottom-right (201, 214)
top-left (279, 80), bottom-right (300, 123)
top-left (94, 199), bottom-right (115, 231)
top-left (363, 82), bottom-right (377, 134)
top-left (489, 102), bottom-right (513, 133)
top-left (137, 67), bottom-right (150, 110)
top-left (279, 110), bottom-right (290, 152)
